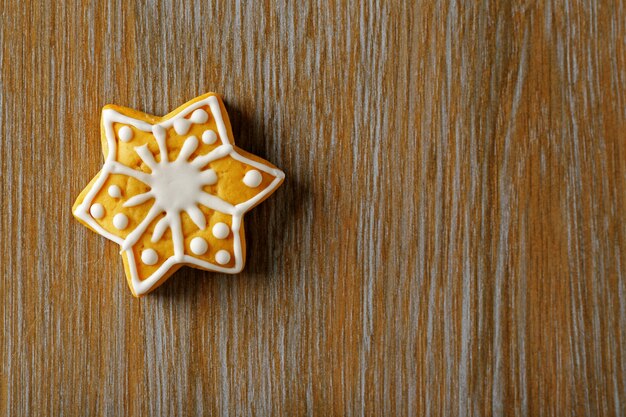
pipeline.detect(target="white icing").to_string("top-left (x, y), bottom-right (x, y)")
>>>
top-left (151, 214), bottom-right (170, 243)
top-left (118, 126), bottom-right (133, 142)
top-left (186, 205), bottom-right (206, 230)
top-left (141, 248), bottom-right (158, 265)
top-left (173, 118), bottom-right (192, 135)
top-left (152, 125), bottom-right (168, 162)
top-left (215, 250), bottom-right (231, 265)
top-left (243, 170), bottom-right (263, 188)
top-left (116, 138), bottom-right (234, 259)
top-left (152, 124), bottom-right (165, 138)
top-left (212, 222), bottom-right (230, 239)
top-left (74, 95), bottom-right (285, 296)
top-left (90, 203), bottom-right (105, 219)
top-left (201, 169), bottom-right (217, 185)
top-left (123, 192), bottom-right (154, 208)
top-left (190, 237), bottom-right (208, 255)
top-left (110, 161), bottom-right (152, 184)
top-left (177, 136), bottom-right (198, 161)
top-left (190, 109), bottom-right (209, 124)
top-left (202, 130), bottom-right (217, 145)
top-left (191, 144), bottom-right (232, 168)
top-left (135, 145), bottom-right (158, 169)
top-left (108, 185), bottom-right (122, 198)
top-left (152, 162), bottom-right (204, 211)
top-left (113, 213), bottom-right (129, 230)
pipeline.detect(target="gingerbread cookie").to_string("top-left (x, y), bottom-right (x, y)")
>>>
top-left (73, 93), bottom-right (284, 296)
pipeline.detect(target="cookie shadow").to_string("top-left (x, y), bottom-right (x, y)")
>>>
top-left (149, 101), bottom-right (307, 300)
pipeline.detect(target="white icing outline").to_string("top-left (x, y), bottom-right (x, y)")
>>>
top-left (74, 95), bottom-right (284, 295)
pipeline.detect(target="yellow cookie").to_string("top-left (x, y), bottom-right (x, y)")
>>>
top-left (73, 93), bottom-right (285, 296)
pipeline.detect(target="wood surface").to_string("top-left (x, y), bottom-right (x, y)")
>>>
top-left (1, 1), bottom-right (625, 415)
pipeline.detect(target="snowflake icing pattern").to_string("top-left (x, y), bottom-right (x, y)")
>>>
top-left (73, 94), bottom-right (284, 296)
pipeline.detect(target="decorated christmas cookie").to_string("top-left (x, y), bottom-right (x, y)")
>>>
top-left (73, 93), bottom-right (285, 296)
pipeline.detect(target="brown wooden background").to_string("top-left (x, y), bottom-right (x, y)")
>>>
top-left (1, 1), bottom-right (626, 416)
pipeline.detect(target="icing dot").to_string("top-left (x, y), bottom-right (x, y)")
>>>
top-left (113, 213), bottom-right (129, 230)
top-left (212, 222), bottom-right (230, 239)
top-left (141, 249), bottom-right (158, 265)
top-left (108, 185), bottom-right (122, 198)
top-left (173, 118), bottom-right (192, 135)
top-left (243, 170), bottom-right (263, 188)
top-left (202, 129), bottom-right (217, 145)
top-left (190, 109), bottom-right (209, 124)
top-left (118, 126), bottom-right (133, 142)
top-left (90, 203), bottom-right (105, 219)
top-left (215, 250), bottom-right (231, 265)
top-left (190, 237), bottom-right (208, 255)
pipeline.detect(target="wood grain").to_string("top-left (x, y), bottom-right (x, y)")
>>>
top-left (1, 1), bottom-right (625, 415)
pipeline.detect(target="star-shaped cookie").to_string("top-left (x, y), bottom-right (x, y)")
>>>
top-left (73, 93), bottom-right (285, 296)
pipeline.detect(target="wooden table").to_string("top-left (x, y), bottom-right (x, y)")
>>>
top-left (2, 1), bottom-right (625, 415)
